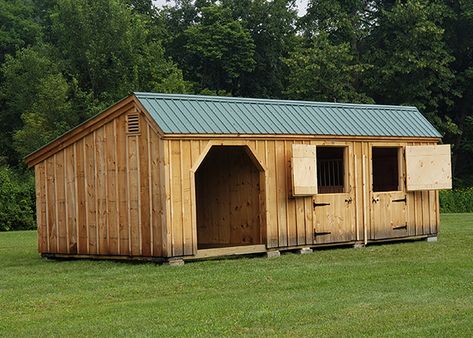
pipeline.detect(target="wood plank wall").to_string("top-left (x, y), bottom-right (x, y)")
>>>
top-left (35, 103), bottom-right (164, 257)
top-left (165, 138), bottom-right (440, 256)
top-left (35, 127), bottom-right (440, 258)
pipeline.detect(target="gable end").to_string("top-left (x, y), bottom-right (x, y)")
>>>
top-left (25, 95), bottom-right (163, 168)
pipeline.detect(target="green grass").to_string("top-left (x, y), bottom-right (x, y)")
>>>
top-left (1, 214), bottom-right (473, 337)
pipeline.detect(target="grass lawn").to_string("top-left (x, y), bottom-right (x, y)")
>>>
top-left (1, 214), bottom-right (473, 337)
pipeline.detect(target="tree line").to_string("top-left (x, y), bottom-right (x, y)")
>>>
top-left (0, 0), bottom-right (472, 230)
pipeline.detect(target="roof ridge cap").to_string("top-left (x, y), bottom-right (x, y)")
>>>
top-left (133, 92), bottom-right (417, 110)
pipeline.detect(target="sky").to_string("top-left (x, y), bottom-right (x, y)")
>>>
top-left (152, 0), bottom-right (309, 16)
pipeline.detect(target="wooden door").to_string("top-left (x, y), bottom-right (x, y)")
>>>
top-left (371, 191), bottom-right (408, 239)
top-left (313, 192), bottom-right (356, 244)
top-left (369, 145), bottom-right (409, 240)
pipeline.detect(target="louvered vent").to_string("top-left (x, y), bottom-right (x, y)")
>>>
top-left (127, 113), bottom-right (140, 134)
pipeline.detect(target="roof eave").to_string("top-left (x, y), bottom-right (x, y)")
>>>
top-left (160, 132), bottom-right (442, 141)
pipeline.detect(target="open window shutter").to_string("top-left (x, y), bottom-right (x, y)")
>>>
top-left (291, 144), bottom-right (317, 196)
top-left (405, 144), bottom-right (452, 191)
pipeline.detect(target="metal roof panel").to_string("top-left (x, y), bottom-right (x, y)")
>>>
top-left (134, 92), bottom-right (442, 138)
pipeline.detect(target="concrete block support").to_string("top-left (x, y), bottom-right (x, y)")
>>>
top-left (427, 236), bottom-right (438, 243)
top-left (297, 247), bottom-right (313, 255)
top-left (165, 257), bottom-right (185, 266)
top-left (266, 250), bottom-right (281, 258)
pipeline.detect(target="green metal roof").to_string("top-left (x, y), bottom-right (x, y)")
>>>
top-left (134, 92), bottom-right (442, 138)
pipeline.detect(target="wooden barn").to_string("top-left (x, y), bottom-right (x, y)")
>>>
top-left (25, 92), bottom-right (452, 263)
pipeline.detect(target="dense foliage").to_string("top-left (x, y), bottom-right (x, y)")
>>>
top-left (0, 0), bottom-right (472, 229)
top-left (440, 188), bottom-right (473, 213)
top-left (0, 167), bottom-right (35, 231)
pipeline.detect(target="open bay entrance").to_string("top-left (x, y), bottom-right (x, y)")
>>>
top-left (195, 146), bottom-right (263, 249)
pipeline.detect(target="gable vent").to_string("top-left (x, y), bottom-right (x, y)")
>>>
top-left (127, 113), bottom-right (140, 134)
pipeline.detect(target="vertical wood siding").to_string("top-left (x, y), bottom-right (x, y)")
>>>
top-left (35, 103), bottom-right (165, 257)
top-left (163, 138), bottom-right (440, 256)
top-left (35, 130), bottom-right (440, 258)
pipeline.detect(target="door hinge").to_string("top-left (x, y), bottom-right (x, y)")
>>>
top-left (314, 231), bottom-right (332, 237)
top-left (393, 224), bottom-right (408, 230)
top-left (392, 196), bottom-right (407, 203)
top-left (313, 202), bottom-right (331, 208)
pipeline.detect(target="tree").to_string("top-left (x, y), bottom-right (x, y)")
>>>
top-left (297, 0), bottom-right (375, 100)
top-left (223, 0), bottom-right (298, 98)
top-left (0, 166), bottom-right (35, 231)
top-left (363, 0), bottom-right (454, 113)
top-left (301, 0), bottom-right (376, 43)
top-left (0, 45), bottom-right (63, 164)
top-left (50, 0), bottom-right (188, 103)
top-left (13, 74), bottom-right (74, 158)
top-left (183, 4), bottom-right (256, 94)
top-left (125, 0), bottom-right (155, 16)
top-left (161, 0), bottom-right (297, 97)
top-left (0, 0), bottom-right (41, 63)
top-left (284, 33), bottom-right (372, 103)
top-left (442, 0), bottom-right (473, 184)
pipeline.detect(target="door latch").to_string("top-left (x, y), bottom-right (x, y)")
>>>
top-left (372, 197), bottom-right (380, 203)
top-left (345, 197), bottom-right (353, 204)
